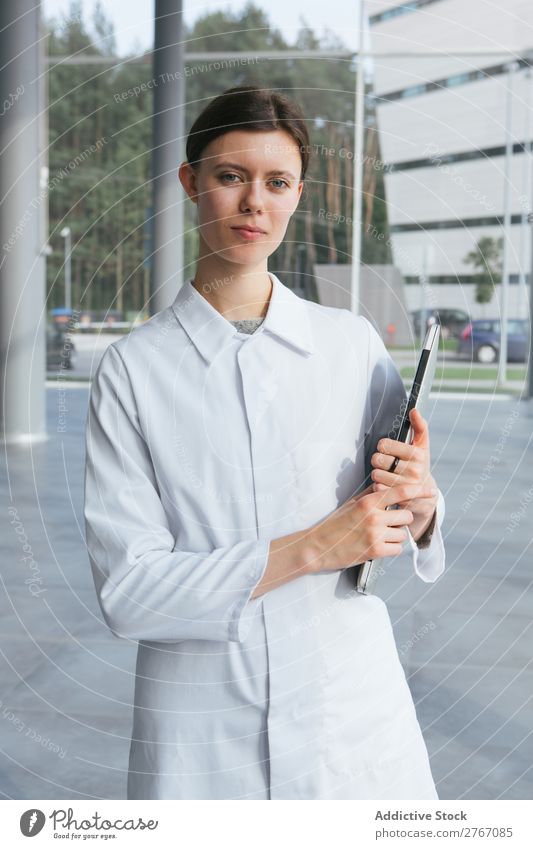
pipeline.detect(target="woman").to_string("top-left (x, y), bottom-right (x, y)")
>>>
top-left (84, 85), bottom-right (445, 800)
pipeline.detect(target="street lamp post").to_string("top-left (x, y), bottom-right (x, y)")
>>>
top-left (519, 61), bottom-right (533, 293)
top-left (523, 52), bottom-right (533, 404)
top-left (529, 204), bottom-right (533, 401)
top-left (60, 226), bottom-right (71, 311)
top-left (498, 61), bottom-right (519, 388)
top-left (419, 244), bottom-right (433, 347)
top-left (350, 0), bottom-right (366, 317)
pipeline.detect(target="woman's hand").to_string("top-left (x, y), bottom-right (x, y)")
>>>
top-left (370, 407), bottom-right (438, 540)
top-left (254, 472), bottom-right (438, 596)
top-left (305, 480), bottom-right (441, 573)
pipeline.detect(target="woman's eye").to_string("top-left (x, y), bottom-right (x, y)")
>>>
top-left (219, 174), bottom-right (288, 189)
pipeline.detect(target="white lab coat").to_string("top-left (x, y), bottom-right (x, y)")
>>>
top-left (84, 272), bottom-right (446, 800)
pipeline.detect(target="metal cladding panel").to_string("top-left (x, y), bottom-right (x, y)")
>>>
top-left (375, 73), bottom-right (532, 164)
top-left (370, 0), bottom-right (533, 95)
top-left (384, 154), bottom-right (530, 226)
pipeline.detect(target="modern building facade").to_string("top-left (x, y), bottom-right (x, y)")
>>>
top-left (367, 0), bottom-right (533, 317)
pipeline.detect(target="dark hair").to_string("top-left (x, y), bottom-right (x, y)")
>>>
top-left (186, 86), bottom-right (310, 180)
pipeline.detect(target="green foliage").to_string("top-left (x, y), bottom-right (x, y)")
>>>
top-left (46, 2), bottom-right (152, 313)
top-left (463, 236), bottom-right (503, 305)
top-left (45, 1), bottom-right (391, 312)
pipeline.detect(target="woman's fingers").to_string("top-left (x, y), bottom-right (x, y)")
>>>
top-left (373, 482), bottom-right (436, 509)
top-left (383, 526), bottom-right (408, 543)
top-left (384, 508), bottom-right (414, 527)
top-left (379, 541), bottom-right (404, 556)
top-left (371, 467), bottom-right (421, 487)
top-left (408, 407), bottom-right (430, 449)
top-left (371, 452), bottom-right (415, 474)
top-left (376, 439), bottom-right (424, 463)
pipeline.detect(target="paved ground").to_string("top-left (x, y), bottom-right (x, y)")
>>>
top-left (0, 388), bottom-right (532, 800)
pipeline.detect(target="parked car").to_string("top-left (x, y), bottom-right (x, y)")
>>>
top-left (78, 310), bottom-right (99, 326)
top-left (46, 325), bottom-right (77, 370)
top-left (97, 309), bottom-right (125, 325)
top-left (411, 308), bottom-right (470, 339)
top-left (457, 318), bottom-right (529, 363)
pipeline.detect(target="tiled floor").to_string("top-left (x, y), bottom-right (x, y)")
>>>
top-left (380, 395), bottom-right (533, 800)
top-left (1, 388), bottom-right (531, 799)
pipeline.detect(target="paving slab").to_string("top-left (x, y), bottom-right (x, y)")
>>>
top-left (0, 387), bottom-right (531, 799)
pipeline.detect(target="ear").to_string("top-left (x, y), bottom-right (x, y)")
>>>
top-left (178, 161), bottom-right (199, 204)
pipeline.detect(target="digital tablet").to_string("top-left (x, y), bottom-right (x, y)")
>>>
top-left (355, 322), bottom-right (441, 595)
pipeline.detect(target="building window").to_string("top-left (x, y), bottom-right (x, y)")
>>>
top-left (391, 214), bottom-right (524, 233)
top-left (378, 58), bottom-right (529, 104)
top-left (388, 141), bottom-right (529, 173)
top-left (370, 0), bottom-right (440, 26)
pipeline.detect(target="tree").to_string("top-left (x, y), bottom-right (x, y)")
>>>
top-left (463, 236), bottom-right (503, 305)
top-left (44, 1), bottom-right (394, 312)
top-left (46, 2), bottom-right (152, 315)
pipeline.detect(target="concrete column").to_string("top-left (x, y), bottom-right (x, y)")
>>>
top-left (0, 0), bottom-right (46, 443)
top-left (151, 0), bottom-right (185, 314)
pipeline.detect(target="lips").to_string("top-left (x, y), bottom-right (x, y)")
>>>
top-left (230, 226), bottom-right (266, 234)
top-left (230, 226), bottom-right (266, 241)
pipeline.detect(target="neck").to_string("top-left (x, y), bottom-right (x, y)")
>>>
top-left (191, 253), bottom-right (272, 321)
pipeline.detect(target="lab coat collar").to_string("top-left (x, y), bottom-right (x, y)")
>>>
top-left (171, 272), bottom-right (315, 364)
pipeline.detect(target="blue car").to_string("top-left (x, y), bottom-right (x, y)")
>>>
top-left (457, 318), bottom-right (529, 363)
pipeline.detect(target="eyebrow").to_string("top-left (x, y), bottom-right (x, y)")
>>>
top-left (212, 161), bottom-right (298, 180)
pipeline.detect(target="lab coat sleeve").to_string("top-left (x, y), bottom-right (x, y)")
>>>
top-left (405, 488), bottom-right (446, 582)
top-left (84, 343), bottom-right (270, 644)
top-left (361, 317), bottom-right (445, 583)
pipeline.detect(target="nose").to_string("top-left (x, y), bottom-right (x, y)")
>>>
top-left (239, 178), bottom-right (265, 213)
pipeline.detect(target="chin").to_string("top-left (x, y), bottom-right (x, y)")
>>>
top-left (215, 245), bottom-right (274, 263)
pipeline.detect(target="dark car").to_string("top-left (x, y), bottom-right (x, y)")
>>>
top-left (457, 318), bottom-right (529, 363)
top-left (411, 308), bottom-right (470, 340)
top-left (46, 325), bottom-right (77, 370)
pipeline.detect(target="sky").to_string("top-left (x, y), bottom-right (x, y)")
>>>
top-left (43, 0), bottom-right (364, 54)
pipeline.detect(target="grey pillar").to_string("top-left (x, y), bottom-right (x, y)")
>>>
top-left (527, 62), bottom-right (533, 402)
top-left (0, 0), bottom-right (46, 443)
top-left (151, 0), bottom-right (185, 314)
top-left (528, 209), bottom-right (533, 400)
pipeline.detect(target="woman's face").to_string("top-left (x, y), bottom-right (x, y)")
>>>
top-left (179, 129), bottom-right (304, 267)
